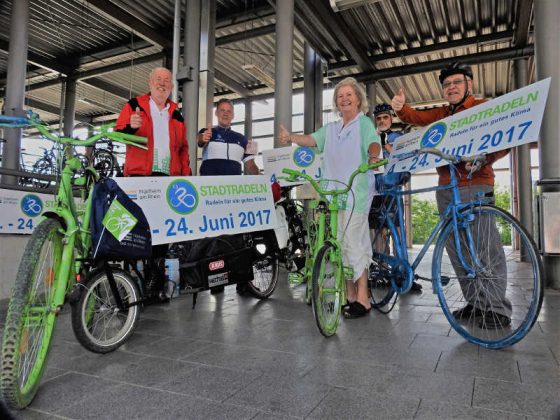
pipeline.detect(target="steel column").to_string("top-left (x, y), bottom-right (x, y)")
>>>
top-left (1, 0), bottom-right (30, 185)
top-left (183, 0), bottom-right (201, 175)
top-left (366, 82), bottom-right (376, 120)
top-left (198, 0), bottom-right (216, 133)
top-left (304, 42), bottom-right (321, 133)
top-left (274, 0), bottom-right (294, 147)
top-left (63, 77), bottom-right (77, 137)
top-left (513, 59), bottom-right (533, 261)
top-left (244, 98), bottom-right (253, 140)
top-left (535, 0), bottom-right (560, 288)
top-left (171, 0), bottom-right (182, 102)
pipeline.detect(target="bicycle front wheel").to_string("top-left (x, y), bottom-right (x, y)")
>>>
top-left (94, 150), bottom-right (115, 178)
top-left (71, 269), bottom-right (140, 353)
top-left (312, 243), bottom-right (344, 337)
top-left (433, 205), bottom-right (543, 349)
top-left (1, 219), bottom-right (64, 409)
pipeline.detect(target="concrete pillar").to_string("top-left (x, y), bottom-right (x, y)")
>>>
top-left (513, 59), bottom-right (533, 260)
top-left (63, 77), bottom-right (77, 137)
top-left (182, 0), bottom-right (201, 175)
top-left (534, 0), bottom-right (560, 288)
top-left (1, 0), bottom-right (30, 185)
top-left (304, 43), bottom-right (322, 133)
top-left (273, 0), bottom-right (294, 147)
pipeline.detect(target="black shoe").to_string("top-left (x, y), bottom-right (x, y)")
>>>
top-left (479, 312), bottom-right (511, 329)
top-left (410, 281), bottom-right (422, 292)
top-left (210, 285), bottom-right (225, 295)
top-left (452, 304), bottom-right (484, 320)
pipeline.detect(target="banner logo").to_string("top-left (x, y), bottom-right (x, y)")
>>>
top-left (420, 122), bottom-right (447, 148)
top-left (166, 179), bottom-right (198, 215)
top-left (293, 147), bottom-right (315, 167)
top-left (102, 198), bottom-right (138, 242)
top-left (209, 260), bottom-right (225, 271)
top-left (20, 194), bottom-right (43, 217)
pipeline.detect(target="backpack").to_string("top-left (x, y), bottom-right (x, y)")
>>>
top-left (90, 178), bottom-right (152, 260)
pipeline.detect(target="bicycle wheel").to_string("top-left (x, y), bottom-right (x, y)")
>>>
top-left (94, 150), bottom-right (115, 178)
top-left (369, 224), bottom-right (398, 313)
top-left (71, 269), bottom-right (140, 353)
top-left (247, 236), bottom-right (279, 299)
top-left (0, 219), bottom-right (64, 409)
top-left (32, 159), bottom-right (53, 189)
top-left (287, 214), bottom-right (307, 271)
top-left (433, 205), bottom-right (543, 349)
top-left (312, 242), bottom-right (344, 337)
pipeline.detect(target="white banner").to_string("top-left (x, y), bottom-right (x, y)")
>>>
top-left (0, 189), bottom-right (58, 234)
top-left (262, 146), bottom-right (323, 186)
top-left (115, 175), bottom-right (277, 245)
top-left (387, 78), bottom-right (551, 173)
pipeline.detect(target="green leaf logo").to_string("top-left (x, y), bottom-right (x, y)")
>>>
top-left (102, 198), bottom-right (138, 241)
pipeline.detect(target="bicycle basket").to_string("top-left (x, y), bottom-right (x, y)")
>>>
top-left (90, 178), bottom-right (152, 260)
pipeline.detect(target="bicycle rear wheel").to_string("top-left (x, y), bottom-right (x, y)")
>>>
top-left (312, 243), bottom-right (344, 337)
top-left (247, 234), bottom-right (279, 299)
top-left (433, 205), bottom-right (543, 349)
top-left (0, 219), bottom-right (64, 409)
top-left (71, 269), bottom-right (140, 353)
top-left (369, 225), bottom-right (398, 313)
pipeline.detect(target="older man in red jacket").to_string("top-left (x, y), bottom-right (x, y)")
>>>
top-left (116, 67), bottom-right (191, 176)
top-left (392, 62), bottom-right (511, 329)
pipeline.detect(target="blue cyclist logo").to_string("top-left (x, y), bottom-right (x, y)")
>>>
top-left (21, 194), bottom-right (43, 217)
top-left (420, 122), bottom-right (447, 148)
top-left (293, 147), bottom-right (315, 167)
top-left (166, 179), bottom-right (198, 215)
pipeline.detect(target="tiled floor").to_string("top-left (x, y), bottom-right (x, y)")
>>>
top-left (1, 267), bottom-right (559, 419)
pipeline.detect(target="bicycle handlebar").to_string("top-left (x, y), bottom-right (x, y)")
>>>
top-left (0, 111), bottom-right (148, 150)
top-left (281, 159), bottom-right (387, 197)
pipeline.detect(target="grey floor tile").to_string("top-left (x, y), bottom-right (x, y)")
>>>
top-left (16, 409), bottom-right (69, 419)
top-left (436, 348), bottom-right (521, 382)
top-left (225, 373), bottom-right (331, 418)
top-left (415, 399), bottom-right (526, 419)
top-left (473, 376), bottom-right (560, 418)
top-left (121, 335), bottom-right (214, 359)
top-left (57, 383), bottom-right (258, 420)
top-left (28, 372), bottom-right (121, 413)
top-left (159, 364), bottom-right (261, 402)
top-left (306, 386), bottom-right (419, 419)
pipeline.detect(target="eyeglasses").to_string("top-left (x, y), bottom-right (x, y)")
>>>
top-left (442, 79), bottom-right (467, 90)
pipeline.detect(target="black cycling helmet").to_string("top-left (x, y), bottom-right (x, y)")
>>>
top-left (374, 103), bottom-right (393, 116)
top-left (438, 62), bottom-right (473, 84)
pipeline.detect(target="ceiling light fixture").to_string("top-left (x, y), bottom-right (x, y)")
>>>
top-left (242, 64), bottom-right (275, 89)
top-left (329, 0), bottom-right (382, 12)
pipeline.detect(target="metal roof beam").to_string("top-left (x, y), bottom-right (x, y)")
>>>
top-left (0, 39), bottom-right (74, 76)
top-left (331, 46), bottom-right (535, 84)
top-left (303, 0), bottom-right (373, 71)
top-left (84, 0), bottom-right (172, 49)
top-left (329, 30), bottom-right (517, 70)
top-left (216, 5), bottom-right (275, 28)
top-left (81, 78), bottom-right (138, 100)
top-left (25, 98), bottom-right (89, 122)
top-left (214, 69), bottom-right (253, 97)
top-left (216, 24), bottom-right (275, 46)
top-left (73, 52), bottom-right (165, 80)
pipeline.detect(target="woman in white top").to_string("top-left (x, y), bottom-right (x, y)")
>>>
top-left (279, 77), bottom-right (382, 318)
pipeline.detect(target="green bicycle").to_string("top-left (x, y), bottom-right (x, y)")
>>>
top-left (0, 112), bottom-right (147, 409)
top-left (283, 160), bottom-right (387, 336)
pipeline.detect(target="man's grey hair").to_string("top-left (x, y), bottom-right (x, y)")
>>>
top-left (149, 67), bottom-right (173, 82)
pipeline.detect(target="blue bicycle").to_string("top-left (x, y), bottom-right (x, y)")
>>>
top-left (369, 148), bottom-right (543, 349)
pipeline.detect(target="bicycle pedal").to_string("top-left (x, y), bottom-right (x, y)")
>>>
top-left (288, 272), bottom-right (304, 285)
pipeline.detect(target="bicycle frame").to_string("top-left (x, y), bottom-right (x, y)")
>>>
top-left (376, 155), bottom-right (491, 293)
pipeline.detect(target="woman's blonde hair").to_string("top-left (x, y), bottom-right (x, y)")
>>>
top-left (332, 77), bottom-right (369, 115)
